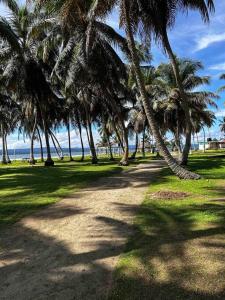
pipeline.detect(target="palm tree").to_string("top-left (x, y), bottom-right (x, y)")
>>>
top-left (0, 1), bottom-right (59, 166)
top-left (154, 58), bottom-right (217, 160)
top-left (132, 0), bottom-right (215, 165)
top-left (118, 0), bottom-right (201, 179)
top-left (37, 0), bottom-right (202, 178)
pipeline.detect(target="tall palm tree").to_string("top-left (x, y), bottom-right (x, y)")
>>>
top-left (132, 0), bottom-right (215, 165)
top-left (118, 0), bottom-right (201, 179)
top-left (37, 0), bottom-right (202, 178)
top-left (0, 1), bottom-right (59, 166)
top-left (154, 58), bottom-right (217, 159)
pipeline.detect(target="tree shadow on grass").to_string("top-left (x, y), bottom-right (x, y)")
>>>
top-left (108, 200), bottom-right (225, 300)
top-left (0, 162), bottom-right (123, 228)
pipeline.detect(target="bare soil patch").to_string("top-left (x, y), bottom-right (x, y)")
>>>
top-left (150, 190), bottom-right (189, 200)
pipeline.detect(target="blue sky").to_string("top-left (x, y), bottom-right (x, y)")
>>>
top-left (1, 0), bottom-right (225, 149)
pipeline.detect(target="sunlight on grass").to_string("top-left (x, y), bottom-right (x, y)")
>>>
top-left (109, 152), bottom-right (225, 300)
top-left (0, 158), bottom-right (125, 228)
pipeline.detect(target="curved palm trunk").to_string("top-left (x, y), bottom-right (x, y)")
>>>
top-left (123, 0), bottom-right (200, 179)
top-left (50, 131), bottom-right (62, 160)
top-left (37, 127), bottom-right (44, 162)
top-left (50, 130), bottom-right (64, 159)
top-left (29, 115), bottom-right (37, 165)
top-left (131, 133), bottom-right (139, 159)
top-left (5, 134), bottom-right (11, 163)
top-left (87, 120), bottom-right (98, 164)
top-left (67, 122), bottom-right (74, 161)
top-left (162, 31), bottom-right (192, 166)
top-left (1, 124), bottom-right (7, 164)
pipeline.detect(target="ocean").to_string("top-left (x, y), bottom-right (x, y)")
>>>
top-left (0, 146), bottom-right (135, 161)
top-left (0, 148), bottom-right (91, 161)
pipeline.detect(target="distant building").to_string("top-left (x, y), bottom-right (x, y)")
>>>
top-left (199, 140), bottom-right (225, 150)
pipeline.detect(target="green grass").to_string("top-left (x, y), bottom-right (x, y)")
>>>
top-left (0, 157), bottom-right (125, 228)
top-left (109, 152), bottom-right (225, 300)
top-left (0, 155), bottom-right (153, 229)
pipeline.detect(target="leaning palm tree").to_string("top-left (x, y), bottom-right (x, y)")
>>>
top-left (118, 0), bottom-right (201, 179)
top-left (131, 0), bottom-right (215, 165)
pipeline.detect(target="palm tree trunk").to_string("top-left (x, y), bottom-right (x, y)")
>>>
top-left (29, 115), bottom-right (37, 165)
top-left (109, 94), bottom-right (129, 165)
top-left (37, 127), bottom-right (44, 162)
top-left (4, 134), bottom-right (11, 163)
top-left (114, 124), bottom-right (124, 152)
top-left (162, 30), bottom-right (192, 166)
top-left (50, 131), bottom-right (63, 159)
top-left (131, 133), bottom-right (139, 159)
top-left (123, 0), bottom-right (200, 179)
top-left (78, 122), bottom-right (85, 162)
top-left (203, 126), bottom-right (206, 153)
top-left (174, 132), bottom-right (182, 159)
top-left (50, 130), bottom-right (64, 159)
top-left (142, 125), bottom-right (146, 158)
top-left (67, 122), bottom-right (74, 161)
top-left (42, 116), bottom-right (54, 166)
top-left (1, 124), bottom-right (7, 164)
top-left (118, 126), bottom-right (129, 165)
top-left (87, 119), bottom-right (98, 164)
top-left (193, 134), bottom-right (196, 151)
top-left (106, 133), bottom-right (114, 161)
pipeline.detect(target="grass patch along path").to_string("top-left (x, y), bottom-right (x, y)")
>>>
top-left (0, 159), bottom-right (164, 299)
top-left (0, 159), bottom-right (123, 228)
top-left (109, 153), bottom-right (225, 300)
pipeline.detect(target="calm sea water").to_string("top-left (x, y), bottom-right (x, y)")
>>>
top-left (0, 146), bottom-right (135, 161)
top-left (0, 148), bottom-right (91, 160)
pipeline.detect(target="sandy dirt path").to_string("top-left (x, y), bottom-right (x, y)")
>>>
top-left (0, 161), bottom-right (165, 300)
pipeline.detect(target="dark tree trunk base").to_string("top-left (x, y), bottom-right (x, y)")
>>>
top-left (1, 161), bottom-right (8, 165)
top-left (29, 159), bottom-right (36, 165)
top-left (45, 160), bottom-right (55, 167)
top-left (180, 160), bottom-right (188, 166)
top-left (91, 159), bottom-right (98, 165)
top-left (109, 157), bottom-right (115, 161)
top-left (119, 160), bottom-right (129, 166)
top-left (129, 153), bottom-right (137, 160)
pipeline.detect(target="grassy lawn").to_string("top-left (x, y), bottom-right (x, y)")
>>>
top-left (0, 157), bottom-right (126, 228)
top-left (109, 152), bottom-right (225, 300)
top-left (0, 155), bottom-right (153, 229)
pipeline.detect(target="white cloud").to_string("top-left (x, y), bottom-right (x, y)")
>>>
top-left (209, 62), bottom-right (225, 71)
top-left (195, 32), bottom-right (225, 52)
top-left (215, 109), bottom-right (225, 118)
